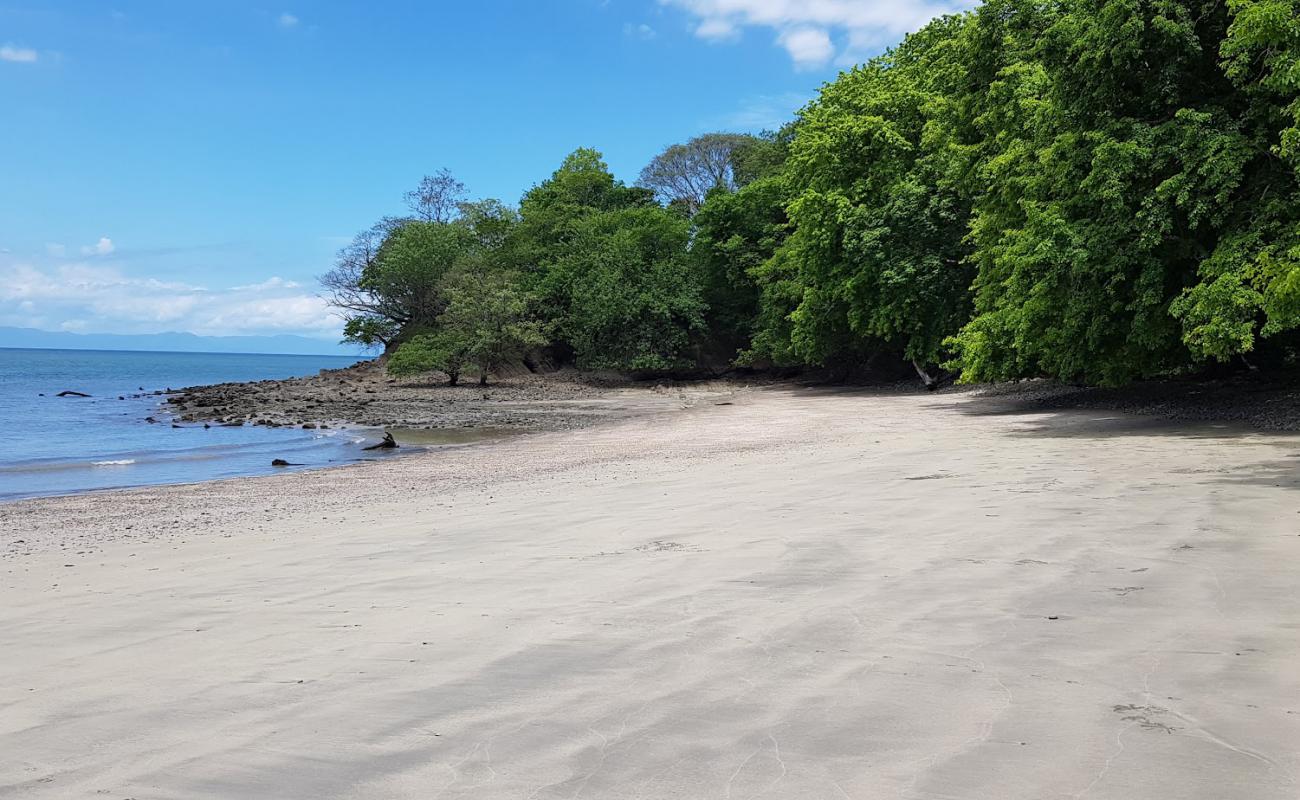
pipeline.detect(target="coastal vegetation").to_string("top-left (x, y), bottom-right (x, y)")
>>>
top-left (324, 0), bottom-right (1300, 387)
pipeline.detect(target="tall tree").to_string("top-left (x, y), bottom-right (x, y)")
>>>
top-left (951, 0), bottom-right (1300, 383)
top-left (387, 271), bottom-right (547, 386)
top-left (553, 206), bottom-right (706, 370)
top-left (692, 175), bottom-right (792, 361)
top-left (743, 16), bottom-right (976, 375)
top-left (638, 133), bottom-right (758, 214)
top-left (321, 217), bottom-right (406, 348)
top-left (404, 168), bottom-right (467, 223)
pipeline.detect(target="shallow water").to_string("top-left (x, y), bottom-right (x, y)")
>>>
top-left (0, 348), bottom-right (391, 501)
top-left (387, 426), bottom-right (524, 447)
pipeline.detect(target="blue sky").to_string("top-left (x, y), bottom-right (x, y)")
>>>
top-left (0, 0), bottom-right (971, 344)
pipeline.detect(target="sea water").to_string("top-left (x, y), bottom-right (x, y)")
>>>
top-left (0, 348), bottom-right (388, 501)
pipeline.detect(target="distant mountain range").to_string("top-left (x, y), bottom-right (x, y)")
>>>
top-left (0, 326), bottom-right (364, 356)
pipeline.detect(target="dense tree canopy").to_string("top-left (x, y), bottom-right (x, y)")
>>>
top-left (325, 0), bottom-right (1300, 387)
top-left (520, 150), bottom-right (705, 370)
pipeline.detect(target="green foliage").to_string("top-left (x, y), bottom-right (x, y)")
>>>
top-left (340, 2), bottom-right (1300, 385)
top-left (438, 270), bottom-right (549, 383)
top-left (946, 0), bottom-right (1300, 383)
top-left (341, 316), bottom-right (399, 348)
top-left (362, 219), bottom-right (477, 330)
top-left (516, 150), bottom-right (705, 371)
top-left (731, 127), bottom-right (795, 187)
top-left (386, 331), bottom-right (470, 384)
top-left (743, 17), bottom-right (975, 369)
top-left (386, 272), bottom-right (547, 385)
top-left (637, 132), bottom-right (759, 213)
top-left (552, 206), bottom-right (705, 370)
top-left (693, 176), bottom-right (791, 360)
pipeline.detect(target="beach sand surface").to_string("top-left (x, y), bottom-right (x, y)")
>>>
top-left (1, 387), bottom-right (1297, 798)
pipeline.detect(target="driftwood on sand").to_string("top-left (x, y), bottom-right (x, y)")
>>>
top-left (362, 433), bottom-right (398, 451)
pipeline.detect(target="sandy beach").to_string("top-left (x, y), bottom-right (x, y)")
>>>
top-left (2, 386), bottom-right (1297, 799)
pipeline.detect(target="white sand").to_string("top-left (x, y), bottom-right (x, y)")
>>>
top-left (1, 387), bottom-right (1297, 799)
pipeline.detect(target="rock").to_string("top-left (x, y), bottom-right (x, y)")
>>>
top-left (145, 416), bottom-right (158, 424)
top-left (271, 459), bottom-right (301, 467)
top-left (56, 390), bottom-right (91, 398)
top-left (363, 432), bottom-right (399, 451)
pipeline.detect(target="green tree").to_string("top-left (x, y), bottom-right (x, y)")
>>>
top-left (387, 270), bottom-right (547, 386)
top-left (440, 271), bottom-right (548, 385)
top-left (731, 127), bottom-right (796, 188)
top-left (552, 206), bottom-right (706, 370)
top-left (742, 16), bottom-right (976, 376)
top-left (692, 175), bottom-right (792, 362)
top-left (950, 0), bottom-right (1300, 383)
top-left (323, 174), bottom-right (528, 351)
top-left (386, 330), bottom-right (472, 385)
top-left (515, 150), bottom-right (706, 370)
top-left (637, 133), bottom-right (760, 214)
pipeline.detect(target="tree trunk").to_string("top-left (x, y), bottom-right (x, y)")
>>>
top-left (479, 372), bottom-right (488, 386)
top-left (448, 372), bottom-right (459, 387)
top-left (912, 359), bottom-right (938, 391)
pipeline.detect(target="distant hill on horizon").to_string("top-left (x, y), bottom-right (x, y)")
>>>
top-left (0, 326), bottom-right (365, 357)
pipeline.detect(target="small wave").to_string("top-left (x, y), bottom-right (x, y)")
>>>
top-left (93, 459), bottom-right (137, 466)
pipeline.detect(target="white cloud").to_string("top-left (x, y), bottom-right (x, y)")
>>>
top-left (231, 276), bottom-right (301, 291)
top-left (278, 12), bottom-right (299, 28)
top-left (0, 44), bottom-right (38, 63)
top-left (0, 260), bottom-right (341, 339)
top-left (46, 243), bottom-right (67, 258)
top-left (80, 237), bottom-right (115, 257)
top-left (778, 26), bottom-right (833, 69)
top-left (660, 0), bottom-right (977, 66)
top-left (694, 17), bottom-right (739, 40)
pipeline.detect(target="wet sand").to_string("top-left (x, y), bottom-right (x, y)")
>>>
top-left (1, 387), bottom-right (1297, 798)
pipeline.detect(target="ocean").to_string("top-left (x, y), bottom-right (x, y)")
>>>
top-left (0, 348), bottom-right (387, 501)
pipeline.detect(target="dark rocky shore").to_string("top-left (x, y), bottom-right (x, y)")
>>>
top-left (161, 355), bottom-right (1300, 436)
top-left (163, 359), bottom-right (751, 432)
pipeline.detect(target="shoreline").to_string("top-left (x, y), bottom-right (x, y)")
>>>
top-left (12, 366), bottom-right (1300, 507)
top-left (2, 386), bottom-right (1296, 798)
top-left (0, 381), bottom-right (749, 558)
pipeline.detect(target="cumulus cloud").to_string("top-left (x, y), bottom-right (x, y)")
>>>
top-left (778, 27), bottom-right (834, 69)
top-left (660, 0), bottom-right (977, 66)
top-left (0, 44), bottom-right (39, 63)
top-left (278, 12), bottom-right (299, 28)
top-left (80, 237), bottom-right (115, 257)
top-left (694, 17), bottom-right (739, 40)
top-left (0, 260), bottom-right (341, 339)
